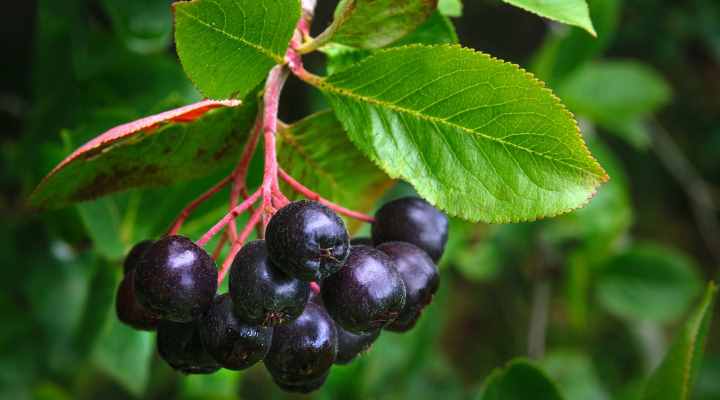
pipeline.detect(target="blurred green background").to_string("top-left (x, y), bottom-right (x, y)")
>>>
top-left (1, 0), bottom-right (719, 399)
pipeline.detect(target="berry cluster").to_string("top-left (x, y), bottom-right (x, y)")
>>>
top-left (116, 197), bottom-right (448, 393)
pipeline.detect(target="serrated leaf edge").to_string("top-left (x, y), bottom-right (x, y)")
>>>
top-left (305, 43), bottom-right (609, 223)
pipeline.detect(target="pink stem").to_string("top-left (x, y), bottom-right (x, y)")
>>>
top-left (278, 168), bottom-right (375, 223)
top-left (310, 281), bottom-right (321, 294)
top-left (211, 231), bottom-right (229, 260)
top-left (167, 175), bottom-right (233, 236)
top-left (229, 114), bottom-right (263, 240)
top-left (197, 189), bottom-right (262, 247)
top-left (217, 208), bottom-right (263, 284)
top-left (260, 66), bottom-right (290, 227)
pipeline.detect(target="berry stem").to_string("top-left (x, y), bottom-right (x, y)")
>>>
top-left (310, 281), bottom-right (321, 294)
top-left (260, 65), bottom-right (289, 228)
top-left (211, 231), bottom-right (229, 260)
top-left (278, 167), bottom-right (375, 223)
top-left (197, 189), bottom-right (262, 247)
top-left (229, 113), bottom-right (263, 240)
top-left (167, 175), bottom-right (233, 236)
top-left (217, 207), bottom-right (263, 284)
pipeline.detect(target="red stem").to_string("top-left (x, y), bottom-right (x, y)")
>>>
top-left (260, 66), bottom-right (290, 227)
top-left (217, 207), bottom-right (263, 284)
top-left (167, 175), bottom-right (233, 236)
top-left (310, 281), bottom-right (321, 294)
top-left (197, 189), bottom-right (261, 247)
top-left (211, 231), bottom-right (229, 260)
top-left (278, 168), bottom-right (375, 223)
top-left (229, 114), bottom-right (263, 240)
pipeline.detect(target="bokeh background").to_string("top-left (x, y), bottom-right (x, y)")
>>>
top-left (1, 0), bottom-right (719, 399)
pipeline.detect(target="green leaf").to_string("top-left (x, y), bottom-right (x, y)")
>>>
top-left (557, 61), bottom-right (671, 148)
top-left (173, 0), bottom-right (300, 99)
top-left (312, 44), bottom-right (608, 223)
top-left (502, 0), bottom-right (596, 36)
top-left (642, 283), bottom-right (718, 400)
top-left (181, 369), bottom-right (242, 400)
top-left (92, 316), bottom-right (155, 397)
top-left (542, 350), bottom-right (609, 400)
top-left (479, 359), bottom-right (564, 400)
top-left (324, 11), bottom-right (458, 75)
top-left (30, 99), bottom-right (258, 209)
top-left (101, 0), bottom-right (173, 53)
top-left (277, 111), bottom-right (393, 232)
top-left (332, 0), bottom-right (438, 49)
top-left (596, 243), bottom-right (702, 322)
top-left (438, 0), bottom-right (462, 17)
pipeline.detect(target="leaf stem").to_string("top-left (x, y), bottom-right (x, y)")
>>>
top-left (278, 167), bottom-right (375, 223)
top-left (295, 0), bottom-right (356, 54)
top-left (197, 189), bottom-right (261, 247)
top-left (167, 175), bottom-right (233, 236)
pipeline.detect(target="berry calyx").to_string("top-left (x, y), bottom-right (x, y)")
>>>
top-left (123, 240), bottom-right (153, 274)
top-left (335, 325), bottom-right (380, 365)
top-left (322, 245), bottom-right (406, 333)
top-left (134, 235), bottom-right (217, 322)
top-left (377, 242), bottom-right (439, 332)
top-left (199, 294), bottom-right (273, 370)
top-left (266, 200), bottom-right (350, 281)
top-left (115, 269), bottom-right (159, 331)
top-left (372, 197), bottom-right (449, 262)
top-left (157, 320), bottom-right (221, 374)
top-left (264, 301), bottom-right (337, 392)
top-left (229, 240), bottom-right (309, 326)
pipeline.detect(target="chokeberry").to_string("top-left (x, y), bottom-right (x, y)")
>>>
top-left (274, 371), bottom-right (330, 394)
top-left (199, 294), bottom-right (272, 370)
top-left (115, 269), bottom-right (159, 331)
top-left (157, 320), bottom-right (221, 374)
top-left (377, 242), bottom-right (439, 332)
top-left (123, 240), bottom-right (153, 274)
top-left (264, 302), bottom-right (337, 390)
top-left (372, 197), bottom-right (449, 261)
top-left (322, 245), bottom-right (406, 333)
top-left (134, 235), bottom-right (217, 322)
top-left (229, 240), bottom-right (309, 326)
top-left (335, 325), bottom-right (380, 365)
top-left (266, 200), bottom-right (350, 281)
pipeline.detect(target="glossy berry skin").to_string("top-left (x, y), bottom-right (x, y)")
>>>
top-left (199, 294), bottom-right (272, 370)
top-left (377, 242), bottom-right (439, 332)
top-left (372, 197), bottom-right (449, 262)
top-left (115, 269), bottom-right (159, 331)
top-left (123, 240), bottom-right (153, 274)
top-left (274, 371), bottom-right (330, 394)
top-left (335, 326), bottom-right (380, 365)
top-left (322, 246), bottom-right (406, 334)
top-left (229, 240), bottom-right (309, 326)
top-left (134, 235), bottom-right (217, 322)
top-left (266, 201), bottom-right (350, 281)
top-left (264, 302), bottom-right (337, 388)
top-left (157, 320), bottom-right (221, 374)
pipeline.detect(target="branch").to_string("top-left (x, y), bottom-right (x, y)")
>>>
top-left (278, 168), bottom-right (375, 223)
top-left (650, 121), bottom-right (720, 265)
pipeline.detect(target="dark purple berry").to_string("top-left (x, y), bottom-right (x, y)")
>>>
top-left (123, 240), bottom-right (153, 274)
top-left (372, 197), bottom-right (449, 261)
top-left (264, 302), bottom-right (337, 389)
top-left (229, 240), bottom-right (309, 326)
top-left (157, 320), bottom-right (221, 374)
top-left (115, 269), bottom-right (159, 331)
top-left (322, 246), bottom-right (406, 333)
top-left (273, 371), bottom-right (330, 394)
top-left (199, 294), bottom-right (272, 370)
top-left (266, 201), bottom-right (350, 281)
top-left (134, 235), bottom-right (217, 322)
top-left (377, 242), bottom-right (439, 332)
top-left (335, 326), bottom-right (380, 365)
top-left (350, 237), bottom-right (373, 246)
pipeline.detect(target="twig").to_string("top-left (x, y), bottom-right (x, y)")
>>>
top-left (278, 168), bottom-right (375, 223)
top-left (650, 120), bottom-right (720, 265)
top-left (197, 189), bottom-right (261, 246)
top-left (295, 0), bottom-right (356, 54)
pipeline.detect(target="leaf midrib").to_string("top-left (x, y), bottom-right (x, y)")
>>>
top-left (176, 7), bottom-right (285, 64)
top-left (314, 76), bottom-right (606, 180)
